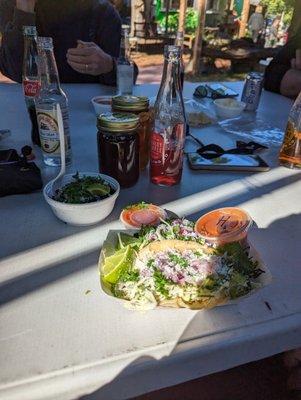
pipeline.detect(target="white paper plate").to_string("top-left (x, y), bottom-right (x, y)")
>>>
top-left (98, 230), bottom-right (272, 311)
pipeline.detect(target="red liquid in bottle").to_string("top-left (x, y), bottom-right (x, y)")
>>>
top-left (150, 123), bottom-right (185, 186)
top-left (151, 45), bottom-right (185, 186)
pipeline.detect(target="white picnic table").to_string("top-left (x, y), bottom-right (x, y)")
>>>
top-left (0, 81), bottom-right (301, 400)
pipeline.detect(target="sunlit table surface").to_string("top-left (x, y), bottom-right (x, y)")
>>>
top-left (0, 81), bottom-right (301, 400)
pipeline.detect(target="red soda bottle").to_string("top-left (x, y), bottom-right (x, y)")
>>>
top-left (175, 31), bottom-right (185, 91)
top-left (150, 45), bottom-right (186, 186)
top-left (22, 26), bottom-right (41, 146)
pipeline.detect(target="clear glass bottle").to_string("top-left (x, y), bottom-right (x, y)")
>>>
top-left (175, 31), bottom-right (185, 90)
top-left (279, 91), bottom-right (301, 169)
top-left (22, 26), bottom-right (41, 146)
top-left (150, 45), bottom-right (186, 186)
top-left (117, 27), bottom-right (134, 95)
top-left (35, 37), bottom-right (72, 167)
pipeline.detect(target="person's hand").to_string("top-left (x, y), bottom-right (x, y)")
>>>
top-left (291, 49), bottom-right (301, 70)
top-left (16, 0), bottom-right (36, 13)
top-left (66, 41), bottom-right (113, 76)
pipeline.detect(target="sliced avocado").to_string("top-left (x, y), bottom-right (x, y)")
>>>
top-left (86, 183), bottom-right (110, 196)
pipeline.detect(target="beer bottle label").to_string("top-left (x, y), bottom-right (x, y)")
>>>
top-left (36, 107), bottom-right (70, 156)
top-left (23, 80), bottom-right (41, 97)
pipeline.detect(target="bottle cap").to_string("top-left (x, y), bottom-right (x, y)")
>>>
top-left (23, 26), bottom-right (37, 36)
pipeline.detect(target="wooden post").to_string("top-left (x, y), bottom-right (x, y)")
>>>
top-left (190, 0), bottom-right (207, 75)
top-left (239, 0), bottom-right (250, 38)
top-left (289, 0), bottom-right (301, 37)
top-left (178, 0), bottom-right (188, 34)
top-left (130, 0), bottom-right (136, 36)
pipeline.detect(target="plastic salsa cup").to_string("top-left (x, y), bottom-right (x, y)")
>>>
top-left (120, 203), bottom-right (167, 229)
top-left (195, 207), bottom-right (253, 245)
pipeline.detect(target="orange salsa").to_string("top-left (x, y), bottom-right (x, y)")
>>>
top-left (195, 207), bottom-right (252, 245)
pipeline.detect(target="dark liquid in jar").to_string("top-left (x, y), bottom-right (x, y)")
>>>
top-left (98, 131), bottom-right (139, 188)
top-left (28, 104), bottom-right (41, 146)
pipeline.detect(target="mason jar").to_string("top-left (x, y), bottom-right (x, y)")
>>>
top-left (97, 112), bottom-right (140, 188)
top-left (112, 95), bottom-right (153, 170)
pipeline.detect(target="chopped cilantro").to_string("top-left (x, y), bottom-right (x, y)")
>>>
top-left (124, 201), bottom-right (148, 210)
top-left (202, 276), bottom-right (219, 290)
top-left (147, 259), bottom-right (155, 268)
top-left (153, 270), bottom-right (170, 297)
top-left (168, 253), bottom-right (188, 268)
top-left (53, 172), bottom-right (114, 204)
top-left (215, 242), bottom-right (262, 278)
top-left (118, 269), bottom-right (140, 283)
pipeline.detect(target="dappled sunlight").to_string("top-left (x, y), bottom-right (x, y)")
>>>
top-left (1, 166), bottom-right (300, 289)
top-left (2, 168), bottom-right (299, 398)
top-left (0, 167), bottom-right (300, 304)
top-left (0, 0), bottom-right (300, 396)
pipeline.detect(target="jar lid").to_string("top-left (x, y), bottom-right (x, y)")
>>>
top-left (112, 95), bottom-right (149, 111)
top-left (97, 112), bottom-right (139, 132)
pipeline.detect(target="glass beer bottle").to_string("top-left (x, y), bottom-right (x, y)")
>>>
top-left (279, 91), bottom-right (301, 169)
top-left (35, 37), bottom-right (72, 166)
top-left (150, 45), bottom-right (186, 186)
top-left (117, 27), bottom-right (134, 95)
top-left (22, 26), bottom-right (41, 146)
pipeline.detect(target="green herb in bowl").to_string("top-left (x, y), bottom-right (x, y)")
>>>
top-left (53, 172), bottom-right (115, 204)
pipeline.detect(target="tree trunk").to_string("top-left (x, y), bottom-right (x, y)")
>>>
top-left (190, 0), bottom-right (207, 75)
top-left (289, 0), bottom-right (301, 38)
top-left (178, 0), bottom-right (188, 33)
top-left (239, 0), bottom-right (250, 38)
top-left (165, 0), bottom-right (170, 35)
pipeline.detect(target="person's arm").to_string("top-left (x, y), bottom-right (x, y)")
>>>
top-left (264, 35), bottom-right (300, 96)
top-left (280, 68), bottom-right (301, 98)
top-left (0, 0), bottom-right (36, 82)
top-left (66, 2), bottom-right (121, 85)
top-left (279, 49), bottom-right (301, 98)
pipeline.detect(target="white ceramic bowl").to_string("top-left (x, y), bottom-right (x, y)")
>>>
top-left (43, 172), bottom-right (120, 226)
top-left (213, 98), bottom-right (246, 119)
top-left (91, 96), bottom-right (112, 116)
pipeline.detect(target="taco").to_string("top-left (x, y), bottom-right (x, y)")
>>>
top-left (101, 219), bottom-right (264, 311)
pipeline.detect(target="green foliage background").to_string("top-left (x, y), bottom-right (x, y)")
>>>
top-left (157, 7), bottom-right (198, 33)
top-left (260, 0), bottom-right (295, 25)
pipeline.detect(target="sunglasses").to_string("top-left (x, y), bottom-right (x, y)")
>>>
top-left (187, 132), bottom-right (268, 159)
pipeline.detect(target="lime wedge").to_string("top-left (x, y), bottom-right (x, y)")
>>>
top-left (103, 246), bottom-right (132, 284)
top-left (87, 183), bottom-right (110, 197)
